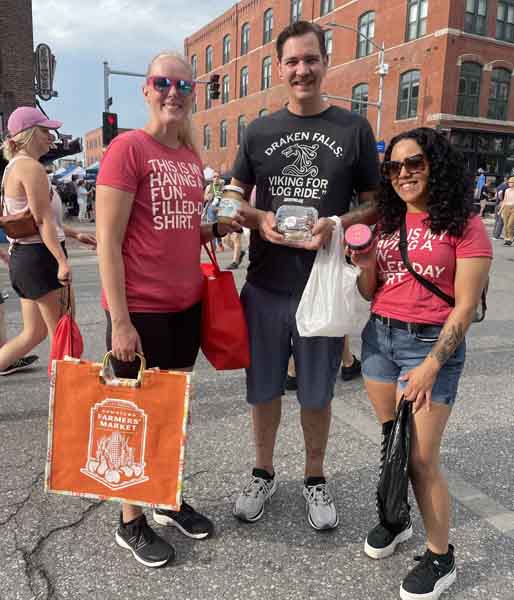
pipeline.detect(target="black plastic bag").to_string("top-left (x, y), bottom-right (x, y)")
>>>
top-left (376, 397), bottom-right (412, 533)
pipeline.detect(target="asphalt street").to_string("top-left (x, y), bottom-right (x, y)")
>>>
top-left (1, 219), bottom-right (513, 600)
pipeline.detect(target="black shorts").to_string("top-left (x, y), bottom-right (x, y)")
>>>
top-left (105, 302), bottom-right (202, 378)
top-left (9, 242), bottom-right (67, 300)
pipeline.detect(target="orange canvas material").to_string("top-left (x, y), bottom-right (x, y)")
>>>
top-left (46, 356), bottom-right (191, 510)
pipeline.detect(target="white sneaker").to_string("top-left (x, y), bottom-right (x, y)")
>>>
top-left (303, 482), bottom-right (339, 530)
top-left (233, 471), bottom-right (277, 522)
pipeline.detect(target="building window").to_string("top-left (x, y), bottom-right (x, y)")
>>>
top-left (351, 83), bottom-right (369, 118)
top-left (203, 125), bottom-right (211, 150)
top-left (237, 115), bottom-right (247, 145)
top-left (222, 75), bottom-right (230, 104)
top-left (320, 0), bottom-right (334, 16)
top-left (464, 0), bottom-right (488, 36)
top-left (220, 120), bottom-right (228, 148)
top-left (406, 0), bottom-right (428, 40)
top-left (291, 0), bottom-right (302, 23)
top-left (205, 84), bottom-right (212, 110)
top-left (192, 97), bottom-right (197, 114)
top-left (497, 1), bottom-right (514, 42)
top-left (397, 70), bottom-right (420, 119)
top-left (223, 35), bottom-right (231, 64)
top-left (324, 30), bottom-right (333, 65)
top-left (240, 66), bottom-right (249, 97)
top-left (205, 45), bottom-right (213, 72)
top-left (457, 62), bottom-right (482, 116)
top-left (259, 108), bottom-right (270, 117)
top-left (357, 11), bottom-right (375, 58)
top-left (488, 67), bottom-right (511, 120)
top-left (241, 22), bottom-right (250, 55)
top-left (191, 55), bottom-right (197, 79)
top-left (261, 57), bottom-right (272, 90)
top-left (263, 9), bottom-right (273, 44)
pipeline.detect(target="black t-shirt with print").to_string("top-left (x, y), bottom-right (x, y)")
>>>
top-left (232, 106), bottom-right (380, 294)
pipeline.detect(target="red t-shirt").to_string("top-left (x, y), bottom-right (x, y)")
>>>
top-left (97, 130), bottom-right (205, 313)
top-left (371, 213), bottom-right (493, 325)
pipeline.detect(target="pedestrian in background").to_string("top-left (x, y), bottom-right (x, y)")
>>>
top-left (351, 128), bottom-right (491, 600)
top-left (500, 176), bottom-right (514, 246)
top-left (492, 176), bottom-right (508, 240)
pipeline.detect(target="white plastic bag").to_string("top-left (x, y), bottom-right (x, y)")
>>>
top-left (296, 217), bottom-right (360, 337)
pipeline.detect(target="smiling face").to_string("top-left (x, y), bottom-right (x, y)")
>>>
top-left (389, 139), bottom-right (430, 212)
top-left (143, 55), bottom-right (194, 128)
top-left (278, 32), bottom-right (328, 113)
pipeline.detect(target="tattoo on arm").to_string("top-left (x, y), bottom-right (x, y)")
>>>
top-left (430, 323), bottom-right (465, 366)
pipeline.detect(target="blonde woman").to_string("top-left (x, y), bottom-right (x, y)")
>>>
top-left (96, 51), bottom-right (241, 568)
top-left (500, 176), bottom-right (514, 246)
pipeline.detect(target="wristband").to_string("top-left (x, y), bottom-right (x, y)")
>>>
top-left (212, 222), bottom-right (226, 239)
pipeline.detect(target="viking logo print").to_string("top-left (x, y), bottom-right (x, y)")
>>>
top-left (281, 143), bottom-right (319, 178)
top-left (81, 398), bottom-right (149, 490)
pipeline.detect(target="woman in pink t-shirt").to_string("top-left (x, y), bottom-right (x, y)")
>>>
top-left (350, 128), bottom-right (492, 599)
top-left (96, 51), bottom-right (241, 569)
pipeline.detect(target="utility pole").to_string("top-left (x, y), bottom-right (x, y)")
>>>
top-left (103, 61), bottom-right (145, 112)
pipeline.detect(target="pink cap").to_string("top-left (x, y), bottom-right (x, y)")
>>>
top-left (7, 106), bottom-right (62, 137)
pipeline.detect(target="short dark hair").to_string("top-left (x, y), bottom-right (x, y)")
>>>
top-left (276, 21), bottom-right (327, 62)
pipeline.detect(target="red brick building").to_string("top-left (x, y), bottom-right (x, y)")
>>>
top-left (185, 0), bottom-right (514, 179)
top-left (83, 127), bottom-right (131, 166)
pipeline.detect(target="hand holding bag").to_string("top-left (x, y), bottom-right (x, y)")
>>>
top-left (48, 286), bottom-right (84, 377)
top-left (296, 217), bottom-right (360, 337)
top-left (200, 242), bottom-right (250, 370)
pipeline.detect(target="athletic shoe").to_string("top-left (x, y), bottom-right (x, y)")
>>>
top-left (226, 262), bottom-right (239, 270)
top-left (233, 469), bottom-right (277, 522)
top-left (504, 240), bottom-right (512, 246)
top-left (303, 482), bottom-right (339, 530)
top-left (340, 355), bottom-right (362, 381)
top-left (400, 545), bottom-right (456, 600)
top-left (285, 374), bottom-right (297, 391)
top-left (153, 501), bottom-right (214, 539)
top-left (1, 290), bottom-right (8, 301)
top-left (364, 520), bottom-right (413, 559)
top-left (237, 250), bottom-right (246, 266)
top-left (115, 513), bottom-right (175, 568)
top-left (0, 355), bottom-right (39, 376)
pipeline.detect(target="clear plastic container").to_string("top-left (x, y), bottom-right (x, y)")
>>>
top-left (217, 185), bottom-right (244, 224)
top-left (275, 205), bottom-right (319, 243)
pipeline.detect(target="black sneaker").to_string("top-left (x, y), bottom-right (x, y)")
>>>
top-left (226, 261), bottom-right (239, 270)
top-left (364, 520), bottom-right (413, 559)
top-left (504, 240), bottom-right (512, 246)
top-left (0, 355), bottom-right (39, 376)
top-left (285, 374), bottom-right (297, 391)
top-left (340, 355), bottom-right (361, 381)
top-left (115, 513), bottom-right (175, 568)
top-left (237, 250), bottom-right (246, 266)
top-left (153, 501), bottom-right (214, 539)
top-left (400, 545), bottom-right (456, 599)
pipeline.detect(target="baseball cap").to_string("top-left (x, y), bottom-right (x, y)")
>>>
top-left (7, 106), bottom-right (62, 137)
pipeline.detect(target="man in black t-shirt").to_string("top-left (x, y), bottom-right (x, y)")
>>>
top-left (229, 21), bottom-right (380, 531)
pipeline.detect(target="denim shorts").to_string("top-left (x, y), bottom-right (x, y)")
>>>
top-left (361, 317), bottom-right (466, 406)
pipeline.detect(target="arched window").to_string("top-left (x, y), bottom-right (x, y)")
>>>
top-left (259, 108), bottom-right (270, 117)
top-left (237, 115), bottom-right (247, 145)
top-left (291, 0), bottom-right (302, 23)
top-left (241, 23), bottom-right (250, 55)
top-left (203, 125), bottom-right (211, 150)
top-left (223, 35), bottom-right (231, 64)
top-left (488, 67), bottom-right (511, 120)
top-left (191, 55), bottom-right (197, 79)
top-left (397, 70), bottom-right (420, 119)
top-left (240, 66), bottom-right (249, 97)
top-left (457, 62), bottom-right (482, 116)
top-left (406, 0), bottom-right (428, 40)
top-left (261, 57), bottom-right (272, 90)
top-left (220, 120), bottom-right (228, 148)
top-left (205, 45), bottom-right (213, 72)
top-left (357, 12), bottom-right (375, 58)
top-left (465, 0), bottom-right (487, 36)
top-left (320, 0), bottom-right (334, 16)
top-left (222, 75), bottom-right (230, 104)
top-left (263, 10), bottom-right (273, 44)
top-left (351, 83), bottom-right (369, 118)
top-left (205, 84), bottom-right (212, 110)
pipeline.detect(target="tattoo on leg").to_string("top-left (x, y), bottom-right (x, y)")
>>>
top-left (430, 323), bottom-right (464, 366)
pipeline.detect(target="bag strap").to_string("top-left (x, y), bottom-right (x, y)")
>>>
top-left (202, 241), bottom-right (221, 274)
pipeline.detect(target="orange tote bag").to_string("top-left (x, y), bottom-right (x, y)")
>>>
top-left (45, 353), bottom-right (191, 511)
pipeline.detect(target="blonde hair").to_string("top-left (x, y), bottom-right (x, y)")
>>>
top-left (2, 127), bottom-right (37, 161)
top-left (146, 51), bottom-right (200, 158)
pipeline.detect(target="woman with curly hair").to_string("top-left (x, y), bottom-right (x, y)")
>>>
top-left (349, 128), bottom-right (492, 600)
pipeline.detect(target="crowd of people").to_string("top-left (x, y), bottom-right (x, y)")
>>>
top-left (0, 20), bottom-right (495, 600)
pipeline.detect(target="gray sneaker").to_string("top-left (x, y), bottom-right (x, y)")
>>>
top-left (233, 470), bottom-right (277, 522)
top-left (303, 482), bottom-right (339, 530)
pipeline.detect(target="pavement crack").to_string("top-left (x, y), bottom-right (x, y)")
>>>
top-left (0, 471), bottom-right (44, 528)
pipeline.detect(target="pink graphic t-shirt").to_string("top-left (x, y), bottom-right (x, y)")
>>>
top-left (371, 213), bottom-right (493, 325)
top-left (97, 130), bottom-right (205, 313)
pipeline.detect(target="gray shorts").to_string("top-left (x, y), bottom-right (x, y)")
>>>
top-left (241, 282), bottom-right (344, 409)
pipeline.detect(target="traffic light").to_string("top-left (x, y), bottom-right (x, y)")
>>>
top-left (209, 74), bottom-right (220, 100)
top-left (102, 112), bottom-right (118, 146)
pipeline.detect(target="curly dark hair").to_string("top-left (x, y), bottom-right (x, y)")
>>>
top-left (378, 127), bottom-right (473, 237)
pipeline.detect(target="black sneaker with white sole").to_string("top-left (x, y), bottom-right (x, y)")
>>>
top-left (400, 545), bottom-right (456, 600)
top-left (153, 501), bottom-right (214, 539)
top-left (115, 513), bottom-right (175, 568)
top-left (0, 355), bottom-right (39, 376)
top-left (364, 519), bottom-right (413, 559)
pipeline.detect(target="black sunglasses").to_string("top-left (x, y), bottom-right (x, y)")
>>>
top-left (382, 154), bottom-right (427, 179)
top-left (146, 76), bottom-right (196, 96)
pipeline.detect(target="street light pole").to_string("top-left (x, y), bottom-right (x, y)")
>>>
top-left (103, 61), bottom-right (146, 112)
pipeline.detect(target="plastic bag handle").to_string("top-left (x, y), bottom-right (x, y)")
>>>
top-left (202, 241), bottom-right (221, 275)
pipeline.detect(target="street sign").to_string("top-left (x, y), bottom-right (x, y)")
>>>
top-left (376, 140), bottom-right (386, 153)
top-left (35, 43), bottom-right (57, 101)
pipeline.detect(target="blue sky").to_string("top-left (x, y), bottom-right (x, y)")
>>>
top-left (32, 0), bottom-right (234, 148)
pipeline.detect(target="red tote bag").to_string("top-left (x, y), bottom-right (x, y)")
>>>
top-left (48, 286), bottom-right (84, 377)
top-left (200, 243), bottom-right (250, 370)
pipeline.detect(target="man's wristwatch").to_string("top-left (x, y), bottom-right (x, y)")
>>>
top-left (212, 222), bottom-right (226, 238)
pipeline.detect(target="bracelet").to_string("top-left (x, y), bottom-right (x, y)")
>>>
top-left (212, 222), bottom-right (226, 239)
